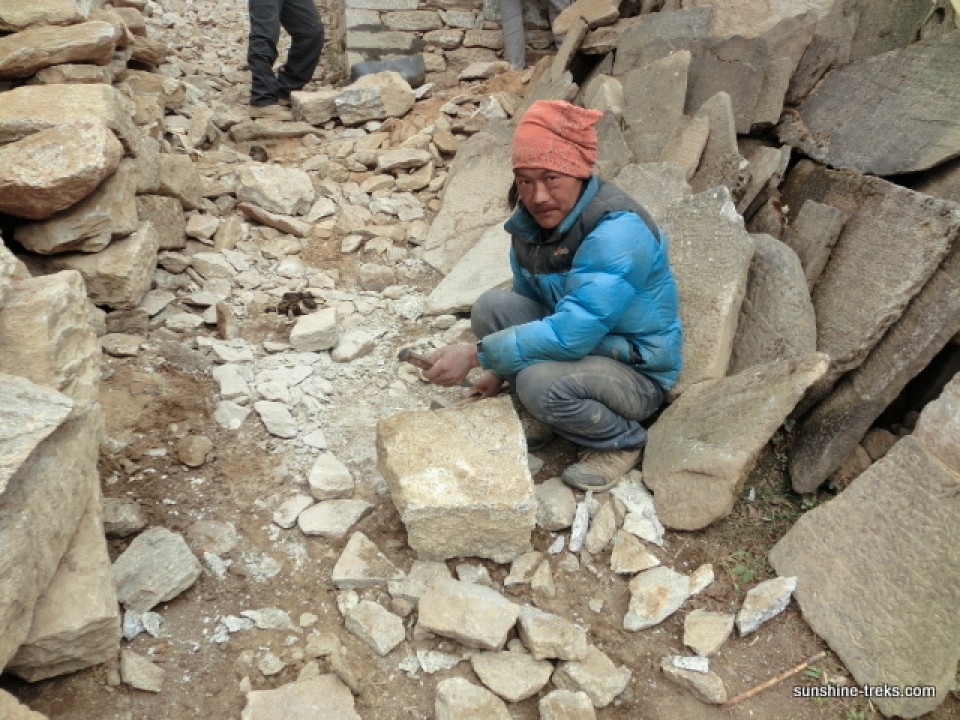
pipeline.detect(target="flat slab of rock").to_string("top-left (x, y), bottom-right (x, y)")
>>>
top-left (425, 222), bottom-right (512, 315)
top-left (8, 493), bottom-right (121, 681)
top-left (331, 531), bottom-right (405, 589)
top-left (517, 605), bottom-right (588, 661)
top-left (0, 120), bottom-right (122, 221)
top-left (15, 158), bottom-right (138, 255)
top-left (0, 21), bottom-right (116, 80)
top-left (0, 0), bottom-right (83, 31)
top-left (344, 600), bottom-right (405, 656)
top-left (780, 161), bottom-right (960, 393)
top-left (0, 408), bottom-right (101, 670)
top-left (683, 609), bottom-right (734, 656)
top-left (789, 238), bottom-right (960, 492)
top-left (0, 270), bottom-right (99, 414)
top-left (779, 34), bottom-right (960, 176)
top-left (624, 566), bottom-right (690, 631)
top-left (470, 650), bottom-right (553, 702)
top-left (771, 435), bottom-right (959, 719)
top-left (235, 163), bottom-right (315, 217)
top-left (434, 677), bottom-right (512, 720)
top-left (660, 655), bottom-right (727, 705)
top-left (914, 373), bottom-right (960, 473)
top-left (0, 84), bottom-right (140, 157)
top-left (0, 374), bottom-right (73, 495)
top-left (552, 645), bottom-right (631, 709)
top-left (29, 223), bottom-right (159, 310)
top-left (377, 395), bottom-right (535, 563)
top-left (736, 576), bottom-right (796, 635)
top-left (298, 498), bottom-right (372, 538)
top-left (645, 353), bottom-right (828, 530)
top-left (241, 674), bottom-right (360, 720)
top-left (421, 124), bottom-right (513, 274)
top-left (659, 187), bottom-right (755, 396)
top-left (112, 527), bottom-right (202, 612)
top-left (418, 578), bottom-right (519, 650)
top-left (728, 234), bottom-right (816, 374)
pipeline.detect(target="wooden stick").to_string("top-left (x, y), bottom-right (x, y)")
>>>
top-left (719, 650), bottom-right (827, 708)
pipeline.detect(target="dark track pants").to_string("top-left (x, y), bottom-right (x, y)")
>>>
top-left (247, 0), bottom-right (324, 105)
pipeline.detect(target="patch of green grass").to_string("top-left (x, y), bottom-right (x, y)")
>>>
top-left (723, 548), bottom-right (763, 593)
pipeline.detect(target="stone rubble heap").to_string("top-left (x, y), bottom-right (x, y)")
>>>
top-left (0, 0), bottom-right (959, 718)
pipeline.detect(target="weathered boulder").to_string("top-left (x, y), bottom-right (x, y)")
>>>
top-left (418, 579), bottom-right (519, 650)
top-left (291, 89), bottom-right (339, 125)
top-left (0, 406), bottom-right (102, 670)
top-left (8, 491), bottom-right (120, 681)
top-left (235, 163), bottom-right (315, 217)
top-left (335, 71), bottom-right (415, 125)
top-left (0, 21), bottom-right (117, 80)
top-left (0, 270), bottom-right (99, 415)
top-left (0, 84), bottom-right (141, 157)
top-left (470, 650), bottom-right (553, 702)
top-left (136, 195), bottom-right (186, 251)
top-left (771, 436), bottom-right (960, 719)
top-left (553, 0), bottom-right (619, 36)
top-left (422, 123), bottom-right (513, 274)
top-left (780, 199), bottom-right (847, 288)
top-left (645, 353), bottom-right (828, 530)
top-left (658, 187), bottom-right (755, 396)
top-left (0, 120), bottom-right (122, 221)
top-left (780, 161), bottom-right (960, 394)
top-left (611, 7), bottom-right (713, 77)
top-left (613, 162), bottom-right (691, 222)
top-left (728, 234), bottom-right (817, 374)
top-left (779, 34), bottom-right (960, 176)
top-left (15, 159), bottom-right (139, 254)
top-left (158, 153), bottom-right (203, 210)
top-left (377, 395), bottom-right (535, 563)
top-left (28, 223), bottom-right (159, 309)
top-left (241, 675), bottom-right (360, 720)
top-left (435, 677), bottom-right (512, 720)
top-left (789, 240), bottom-right (960, 492)
top-left (0, 0), bottom-right (82, 31)
top-left (0, 374), bottom-right (73, 496)
top-left (112, 527), bottom-right (202, 612)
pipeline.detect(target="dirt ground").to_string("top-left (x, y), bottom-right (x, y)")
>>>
top-left (3, 9), bottom-right (959, 720)
top-left (4, 273), bottom-right (958, 720)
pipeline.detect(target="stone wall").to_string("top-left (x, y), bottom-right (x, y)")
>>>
top-left (341, 0), bottom-right (554, 76)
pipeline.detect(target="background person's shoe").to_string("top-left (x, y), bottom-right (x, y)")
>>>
top-left (561, 447), bottom-right (642, 492)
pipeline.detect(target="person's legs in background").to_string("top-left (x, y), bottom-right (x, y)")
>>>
top-left (498, 0), bottom-right (526, 68)
top-left (247, 0), bottom-right (282, 106)
top-left (277, 0), bottom-right (324, 97)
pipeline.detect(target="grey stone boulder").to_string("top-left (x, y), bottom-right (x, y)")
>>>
top-left (424, 222), bottom-right (511, 315)
top-left (779, 34), bottom-right (960, 176)
top-left (335, 71), bottom-right (415, 125)
top-left (620, 51), bottom-right (690, 164)
top-left (728, 234), bottom-right (817, 374)
top-left (112, 527), bottom-right (202, 612)
top-left (771, 435), bottom-right (960, 719)
top-left (0, 120), bottom-right (122, 221)
top-left (418, 578), bottom-right (519, 650)
top-left (0, 21), bottom-right (117, 80)
top-left (789, 238), bottom-right (960, 493)
top-left (914, 372), bottom-right (960, 473)
top-left (645, 353), bottom-right (828, 530)
top-left (0, 374), bottom-right (73, 496)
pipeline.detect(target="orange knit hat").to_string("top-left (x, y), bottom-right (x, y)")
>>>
top-left (511, 100), bottom-right (603, 179)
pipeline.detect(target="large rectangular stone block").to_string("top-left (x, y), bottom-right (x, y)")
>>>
top-left (376, 395), bottom-right (535, 563)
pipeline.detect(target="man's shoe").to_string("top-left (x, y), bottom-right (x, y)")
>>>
top-left (561, 447), bottom-right (642, 492)
top-left (520, 410), bottom-right (556, 451)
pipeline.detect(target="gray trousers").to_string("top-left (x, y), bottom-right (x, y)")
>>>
top-left (472, 289), bottom-right (664, 451)
top-left (247, 0), bottom-right (324, 105)
top-left (498, 0), bottom-right (572, 69)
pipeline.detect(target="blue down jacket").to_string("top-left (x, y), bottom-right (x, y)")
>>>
top-left (477, 176), bottom-right (683, 390)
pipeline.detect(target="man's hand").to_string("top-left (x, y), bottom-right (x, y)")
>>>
top-left (465, 371), bottom-right (504, 400)
top-left (423, 343), bottom-right (479, 387)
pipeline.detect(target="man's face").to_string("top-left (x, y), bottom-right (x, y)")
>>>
top-left (514, 168), bottom-right (584, 230)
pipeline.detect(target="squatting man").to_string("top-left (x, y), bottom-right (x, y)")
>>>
top-left (422, 100), bottom-right (683, 493)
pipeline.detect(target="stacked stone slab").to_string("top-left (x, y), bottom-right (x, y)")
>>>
top-left (343, 0), bottom-right (559, 79)
top-left (770, 377), bottom-right (960, 717)
top-left (0, 265), bottom-right (117, 680)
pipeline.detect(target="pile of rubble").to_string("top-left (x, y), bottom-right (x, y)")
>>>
top-left (1, 0), bottom-right (959, 718)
